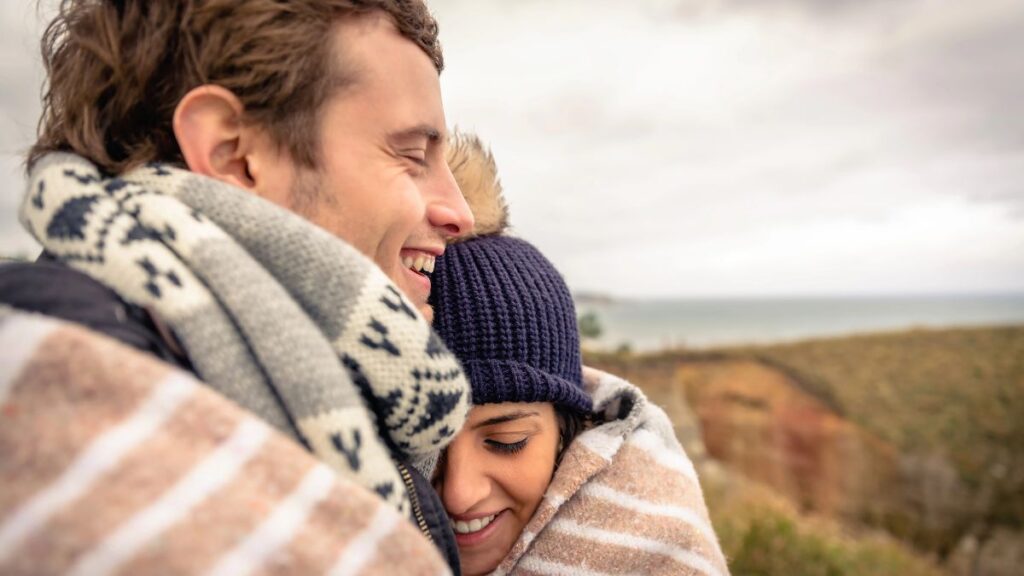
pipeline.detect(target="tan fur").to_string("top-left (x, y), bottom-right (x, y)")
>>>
top-left (446, 131), bottom-right (509, 238)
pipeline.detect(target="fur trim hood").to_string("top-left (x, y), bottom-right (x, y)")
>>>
top-left (446, 131), bottom-right (510, 238)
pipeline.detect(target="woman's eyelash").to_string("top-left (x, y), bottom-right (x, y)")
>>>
top-left (486, 438), bottom-right (528, 455)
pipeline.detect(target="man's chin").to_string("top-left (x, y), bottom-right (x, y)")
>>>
top-left (388, 268), bottom-right (432, 323)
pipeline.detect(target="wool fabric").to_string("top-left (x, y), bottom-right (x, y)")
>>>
top-left (492, 367), bottom-right (730, 576)
top-left (0, 307), bottom-right (452, 575)
top-left (19, 152), bottom-right (471, 515)
top-left (430, 235), bottom-right (591, 414)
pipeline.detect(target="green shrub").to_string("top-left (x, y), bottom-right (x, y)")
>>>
top-left (708, 480), bottom-right (945, 576)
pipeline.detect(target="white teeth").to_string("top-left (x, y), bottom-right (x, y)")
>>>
top-left (404, 254), bottom-right (436, 274)
top-left (451, 513), bottom-right (497, 534)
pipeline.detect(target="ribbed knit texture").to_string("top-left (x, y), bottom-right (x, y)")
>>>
top-left (430, 236), bottom-right (592, 414)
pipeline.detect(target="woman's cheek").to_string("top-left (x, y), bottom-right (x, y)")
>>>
top-left (517, 442), bottom-right (557, 512)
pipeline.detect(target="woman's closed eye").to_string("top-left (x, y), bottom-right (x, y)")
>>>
top-left (485, 437), bottom-right (528, 455)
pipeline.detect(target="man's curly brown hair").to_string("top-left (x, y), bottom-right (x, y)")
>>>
top-left (29, 0), bottom-right (444, 175)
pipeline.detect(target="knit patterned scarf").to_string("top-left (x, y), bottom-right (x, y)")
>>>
top-left (19, 152), bottom-right (470, 516)
top-left (494, 367), bottom-right (730, 576)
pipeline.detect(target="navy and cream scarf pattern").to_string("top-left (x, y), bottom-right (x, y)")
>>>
top-left (20, 152), bottom-right (470, 515)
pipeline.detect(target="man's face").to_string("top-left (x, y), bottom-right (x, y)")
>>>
top-left (284, 14), bottom-right (473, 321)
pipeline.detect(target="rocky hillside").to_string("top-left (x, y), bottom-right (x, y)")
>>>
top-left (586, 325), bottom-right (1024, 576)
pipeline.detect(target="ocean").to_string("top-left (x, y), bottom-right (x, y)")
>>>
top-left (575, 294), bottom-right (1024, 351)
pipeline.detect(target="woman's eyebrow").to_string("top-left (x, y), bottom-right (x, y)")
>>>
top-left (471, 410), bottom-right (540, 430)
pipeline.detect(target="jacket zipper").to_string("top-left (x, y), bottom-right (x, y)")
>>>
top-left (397, 461), bottom-right (434, 544)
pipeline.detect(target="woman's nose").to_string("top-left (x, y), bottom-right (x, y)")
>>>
top-left (440, 443), bottom-right (490, 516)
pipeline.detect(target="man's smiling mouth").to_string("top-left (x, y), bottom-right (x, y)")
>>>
top-left (403, 254), bottom-right (436, 277)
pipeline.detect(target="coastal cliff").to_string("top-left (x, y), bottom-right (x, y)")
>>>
top-left (587, 325), bottom-right (1024, 576)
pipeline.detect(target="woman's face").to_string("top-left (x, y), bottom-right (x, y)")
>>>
top-left (434, 402), bottom-right (560, 576)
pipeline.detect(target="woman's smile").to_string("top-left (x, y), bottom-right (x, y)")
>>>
top-left (450, 509), bottom-right (507, 547)
top-left (434, 403), bottom-right (560, 575)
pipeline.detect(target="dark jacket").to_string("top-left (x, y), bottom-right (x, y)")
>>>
top-left (0, 256), bottom-right (461, 574)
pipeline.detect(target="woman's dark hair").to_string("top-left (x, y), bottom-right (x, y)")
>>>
top-left (555, 407), bottom-right (588, 467)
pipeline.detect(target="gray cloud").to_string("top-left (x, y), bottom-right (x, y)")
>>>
top-left (432, 0), bottom-right (1024, 296)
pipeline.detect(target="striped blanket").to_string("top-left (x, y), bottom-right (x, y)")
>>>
top-left (0, 308), bottom-right (449, 576)
top-left (493, 367), bottom-right (729, 576)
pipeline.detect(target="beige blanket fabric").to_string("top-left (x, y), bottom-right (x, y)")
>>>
top-left (493, 367), bottom-right (729, 576)
top-left (0, 308), bottom-right (448, 576)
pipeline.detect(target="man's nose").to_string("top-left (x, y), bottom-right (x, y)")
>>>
top-left (440, 443), bottom-right (490, 516)
top-left (427, 163), bottom-right (475, 240)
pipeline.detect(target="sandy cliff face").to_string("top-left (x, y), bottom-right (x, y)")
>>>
top-left (587, 348), bottom-right (1024, 575)
top-left (677, 359), bottom-right (903, 521)
top-left (589, 355), bottom-right (902, 520)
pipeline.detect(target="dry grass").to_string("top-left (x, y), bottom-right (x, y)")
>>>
top-left (703, 468), bottom-right (946, 576)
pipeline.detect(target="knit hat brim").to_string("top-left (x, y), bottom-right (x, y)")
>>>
top-left (461, 359), bottom-right (592, 415)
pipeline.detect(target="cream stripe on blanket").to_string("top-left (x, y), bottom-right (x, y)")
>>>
top-left (493, 367), bottom-right (730, 576)
top-left (0, 307), bottom-right (449, 576)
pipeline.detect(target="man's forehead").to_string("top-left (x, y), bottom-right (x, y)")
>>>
top-left (327, 14), bottom-right (443, 103)
top-left (334, 9), bottom-right (398, 40)
top-left (329, 11), bottom-right (436, 79)
top-left (321, 11), bottom-right (448, 151)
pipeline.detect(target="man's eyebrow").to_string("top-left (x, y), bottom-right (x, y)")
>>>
top-left (387, 124), bottom-right (442, 143)
top-left (471, 410), bottom-right (541, 430)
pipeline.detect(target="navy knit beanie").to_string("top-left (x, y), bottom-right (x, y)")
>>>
top-left (430, 236), bottom-right (592, 415)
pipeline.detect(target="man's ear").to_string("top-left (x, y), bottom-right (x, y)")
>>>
top-left (173, 85), bottom-right (256, 189)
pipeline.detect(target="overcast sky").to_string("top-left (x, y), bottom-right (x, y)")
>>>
top-left (2, 0), bottom-right (1023, 297)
